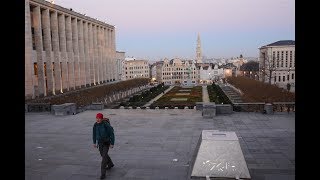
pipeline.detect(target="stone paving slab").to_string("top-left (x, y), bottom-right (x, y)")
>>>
top-left (26, 110), bottom-right (294, 179)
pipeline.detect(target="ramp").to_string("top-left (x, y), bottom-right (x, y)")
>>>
top-left (190, 130), bottom-right (251, 179)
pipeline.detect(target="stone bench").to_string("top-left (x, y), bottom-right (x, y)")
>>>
top-left (195, 102), bottom-right (203, 111)
top-left (216, 104), bottom-right (233, 114)
top-left (25, 103), bottom-right (51, 112)
top-left (202, 102), bottom-right (216, 118)
top-left (51, 103), bottom-right (76, 115)
top-left (87, 102), bottom-right (104, 110)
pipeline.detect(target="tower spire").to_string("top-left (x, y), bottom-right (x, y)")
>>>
top-left (196, 33), bottom-right (202, 63)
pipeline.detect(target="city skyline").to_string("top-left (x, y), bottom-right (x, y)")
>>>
top-left (54, 0), bottom-right (295, 61)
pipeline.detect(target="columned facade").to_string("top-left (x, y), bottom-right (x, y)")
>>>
top-left (25, 0), bottom-right (117, 99)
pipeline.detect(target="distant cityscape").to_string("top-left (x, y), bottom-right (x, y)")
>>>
top-left (25, 0), bottom-right (295, 100)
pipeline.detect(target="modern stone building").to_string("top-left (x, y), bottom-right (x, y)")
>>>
top-left (259, 40), bottom-right (295, 92)
top-left (25, 0), bottom-right (117, 99)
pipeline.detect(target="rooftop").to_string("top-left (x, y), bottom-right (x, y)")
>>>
top-left (261, 40), bottom-right (295, 48)
top-left (26, 109), bottom-right (295, 180)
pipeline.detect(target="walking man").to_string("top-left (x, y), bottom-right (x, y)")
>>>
top-left (93, 113), bottom-right (115, 179)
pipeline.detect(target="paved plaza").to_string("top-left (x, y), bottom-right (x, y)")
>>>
top-left (25, 109), bottom-right (295, 180)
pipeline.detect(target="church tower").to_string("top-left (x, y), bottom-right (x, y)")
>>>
top-left (196, 33), bottom-right (202, 63)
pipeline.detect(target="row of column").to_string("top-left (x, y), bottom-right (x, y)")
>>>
top-left (25, 0), bottom-right (117, 99)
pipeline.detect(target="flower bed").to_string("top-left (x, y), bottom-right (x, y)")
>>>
top-left (150, 86), bottom-right (202, 108)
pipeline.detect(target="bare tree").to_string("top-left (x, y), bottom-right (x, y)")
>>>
top-left (259, 48), bottom-right (278, 84)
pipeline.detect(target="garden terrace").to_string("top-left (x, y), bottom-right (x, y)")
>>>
top-left (25, 78), bottom-right (150, 108)
top-left (116, 83), bottom-right (169, 108)
top-left (150, 86), bottom-right (202, 109)
top-left (226, 76), bottom-right (295, 103)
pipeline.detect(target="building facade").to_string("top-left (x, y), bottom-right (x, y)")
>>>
top-left (116, 51), bottom-right (125, 81)
top-left (259, 40), bottom-right (295, 92)
top-left (25, 0), bottom-right (117, 99)
top-left (124, 60), bottom-right (150, 80)
top-left (198, 63), bottom-right (224, 84)
top-left (157, 58), bottom-right (198, 86)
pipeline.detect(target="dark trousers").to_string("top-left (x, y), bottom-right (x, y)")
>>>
top-left (98, 142), bottom-right (114, 175)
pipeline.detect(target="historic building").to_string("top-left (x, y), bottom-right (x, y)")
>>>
top-left (197, 63), bottom-right (224, 84)
top-left (196, 33), bottom-right (203, 64)
top-left (259, 40), bottom-right (295, 92)
top-left (123, 59), bottom-right (150, 80)
top-left (156, 58), bottom-right (198, 86)
top-left (25, 0), bottom-right (117, 99)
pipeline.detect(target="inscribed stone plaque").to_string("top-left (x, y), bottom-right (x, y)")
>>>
top-left (191, 130), bottom-right (251, 179)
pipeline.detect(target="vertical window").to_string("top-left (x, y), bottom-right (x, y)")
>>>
top-left (277, 51), bottom-right (280, 67)
top-left (292, 73), bottom-right (294, 79)
top-left (272, 51), bottom-right (275, 67)
top-left (283, 76), bottom-right (285, 81)
top-left (281, 51), bottom-right (284, 67)
top-left (287, 75), bottom-right (289, 81)
top-left (31, 27), bottom-right (36, 50)
top-left (278, 76), bottom-right (281, 82)
top-left (44, 62), bottom-right (47, 77)
top-left (274, 76), bottom-right (276, 82)
top-left (42, 28), bottom-right (45, 51)
top-left (60, 62), bottom-right (63, 77)
top-left (285, 51), bottom-right (288, 67)
top-left (289, 51), bottom-right (292, 67)
top-left (34, 63), bottom-right (38, 75)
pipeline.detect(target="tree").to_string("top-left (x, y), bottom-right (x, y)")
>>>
top-left (240, 61), bottom-right (259, 71)
top-left (260, 51), bottom-right (278, 84)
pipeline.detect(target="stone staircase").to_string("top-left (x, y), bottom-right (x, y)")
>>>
top-left (219, 85), bottom-right (243, 103)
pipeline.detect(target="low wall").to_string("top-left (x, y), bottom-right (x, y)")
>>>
top-left (202, 102), bottom-right (216, 118)
top-left (216, 104), bottom-right (233, 114)
top-left (87, 103), bottom-right (104, 110)
top-left (25, 103), bottom-right (51, 112)
top-left (51, 103), bottom-right (77, 115)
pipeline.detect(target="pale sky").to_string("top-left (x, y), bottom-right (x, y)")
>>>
top-left (54, 0), bottom-right (295, 61)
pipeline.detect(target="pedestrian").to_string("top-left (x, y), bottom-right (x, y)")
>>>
top-left (93, 113), bottom-right (115, 179)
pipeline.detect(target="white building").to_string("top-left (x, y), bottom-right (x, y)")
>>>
top-left (124, 59), bottom-right (150, 80)
top-left (198, 63), bottom-right (224, 84)
top-left (259, 40), bottom-right (295, 92)
top-left (150, 62), bottom-right (157, 82)
top-left (156, 58), bottom-right (198, 86)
